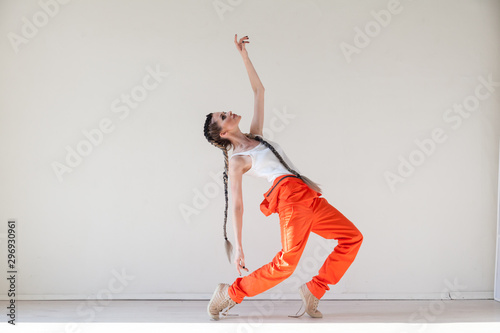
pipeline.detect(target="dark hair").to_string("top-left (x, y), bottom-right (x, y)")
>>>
top-left (203, 112), bottom-right (322, 263)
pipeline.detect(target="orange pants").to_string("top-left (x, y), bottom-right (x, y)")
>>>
top-left (228, 174), bottom-right (363, 303)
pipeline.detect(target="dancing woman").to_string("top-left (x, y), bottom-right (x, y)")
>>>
top-left (203, 34), bottom-right (363, 320)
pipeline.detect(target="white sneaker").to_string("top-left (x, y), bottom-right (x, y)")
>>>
top-left (207, 283), bottom-right (238, 320)
top-left (289, 284), bottom-right (323, 318)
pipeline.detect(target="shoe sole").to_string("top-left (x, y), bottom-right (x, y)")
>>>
top-left (207, 283), bottom-right (225, 320)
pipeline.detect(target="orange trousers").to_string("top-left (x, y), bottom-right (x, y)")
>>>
top-left (228, 174), bottom-right (363, 303)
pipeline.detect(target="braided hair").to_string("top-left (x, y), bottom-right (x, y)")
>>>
top-left (203, 112), bottom-right (322, 263)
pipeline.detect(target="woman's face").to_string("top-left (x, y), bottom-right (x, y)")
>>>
top-left (212, 111), bottom-right (241, 136)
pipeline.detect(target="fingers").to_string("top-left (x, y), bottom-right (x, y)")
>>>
top-left (234, 34), bottom-right (249, 46)
top-left (239, 260), bottom-right (249, 274)
top-left (235, 259), bottom-right (249, 276)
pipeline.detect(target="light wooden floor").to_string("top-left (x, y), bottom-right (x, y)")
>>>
top-left (1, 299), bottom-right (500, 332)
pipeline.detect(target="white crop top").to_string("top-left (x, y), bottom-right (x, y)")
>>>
top-left (229, 135), bottom-right (301, 183)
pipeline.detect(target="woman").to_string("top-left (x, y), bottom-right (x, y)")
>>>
top-left (203, 34), bottom-right (363, 320)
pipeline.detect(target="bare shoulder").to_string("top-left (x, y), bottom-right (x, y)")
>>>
top-left (229, 155), bottom-right (251, 175)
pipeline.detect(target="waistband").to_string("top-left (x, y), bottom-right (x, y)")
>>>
top-left (265, 174), bottom-right (302, 198)
top-left (260, 174), bottom-right (318, 216)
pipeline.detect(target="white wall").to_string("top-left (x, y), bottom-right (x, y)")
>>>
top-left (0, 0), bottom-right (499, 301)
top-left (496, 138), bottom-right (500, 302)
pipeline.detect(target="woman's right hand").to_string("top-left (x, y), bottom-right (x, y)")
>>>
top-left (234, 248), bottom-right (250, 276)
top-left (234, 34), bottom-right (249, 58)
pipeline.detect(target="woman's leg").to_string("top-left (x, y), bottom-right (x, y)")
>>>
top-left (228, 203), bottom-right (314, 303)
top-left (306, 197), bottom-right (363, 300)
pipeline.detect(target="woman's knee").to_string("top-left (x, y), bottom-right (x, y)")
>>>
top-left (353, 229), bottom-right (363, 246)
top-left (341, 229), bottom-right (363, 247)
top-left (272, 250), bottom-right (301, 276)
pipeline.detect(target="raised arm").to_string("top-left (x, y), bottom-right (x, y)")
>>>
top-left (229, 155), bottom-right (250, 276)
top-left (234, 34), bottom-right (265, 136)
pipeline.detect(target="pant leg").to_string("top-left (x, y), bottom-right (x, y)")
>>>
top-left (228, 203), bottom-right (314, 303)
top-left (306, 197), bottom-right (363, 300)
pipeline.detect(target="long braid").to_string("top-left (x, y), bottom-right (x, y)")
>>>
top-left (204, 114), bottom-right (233, 263)
top-left (220, 147), bottom-right (234, 260)
top-left (246, 133), bottom-right (323, 194)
